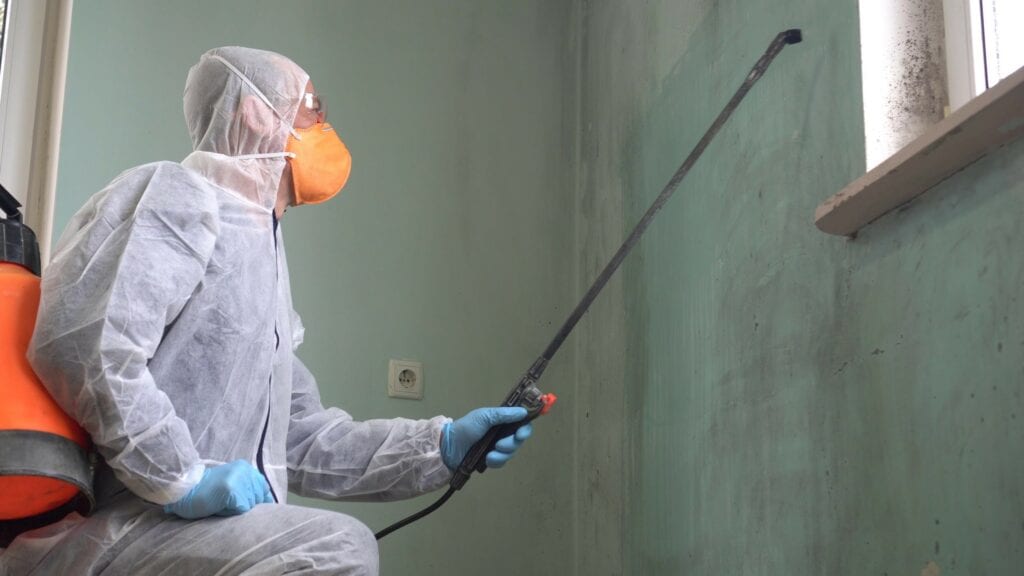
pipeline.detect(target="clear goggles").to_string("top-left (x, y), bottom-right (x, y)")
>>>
top-left (299, 92), bottom-right (327, 124)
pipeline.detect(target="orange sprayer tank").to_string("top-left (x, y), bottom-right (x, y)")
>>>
top-left (0, 185), bottom-right (94, 545)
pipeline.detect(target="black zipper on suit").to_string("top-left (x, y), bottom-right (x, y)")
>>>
top-left (256, 213), bottom-right (281, 503)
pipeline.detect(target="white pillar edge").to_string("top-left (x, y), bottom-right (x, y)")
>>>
top-left (858, 0), bottom-right (949, 170)
top-left (25, 0), bottom-right (73, 268)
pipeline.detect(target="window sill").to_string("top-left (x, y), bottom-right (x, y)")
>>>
top-left (815, 64), bottom-right (1024, 237)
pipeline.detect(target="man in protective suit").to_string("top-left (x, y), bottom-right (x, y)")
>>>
top-left (0, 46), bottom-right (532, 575)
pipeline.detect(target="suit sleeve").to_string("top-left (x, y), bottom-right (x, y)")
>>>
top-left (286, 357), bottom-right (452, 501)
top-left (29, 164), bottom-right (219, 504)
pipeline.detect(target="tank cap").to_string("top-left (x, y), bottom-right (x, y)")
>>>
top-left (0, 184), bottom-right (41, 276)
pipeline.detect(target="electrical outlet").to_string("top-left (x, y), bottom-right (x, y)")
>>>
top-left (388, 359), bottom-right (423, 400)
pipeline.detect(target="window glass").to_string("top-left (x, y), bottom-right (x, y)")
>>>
top-left (981, 0), bottom-right (1024, 87)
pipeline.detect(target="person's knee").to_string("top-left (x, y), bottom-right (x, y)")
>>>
top-left (315, 511), bottom-right (379, 575)
top-left (217, 505), bottom-right (379, 575)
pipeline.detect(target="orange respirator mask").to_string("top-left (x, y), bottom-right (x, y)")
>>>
top-left (285, 122), bottom-right (352, 205)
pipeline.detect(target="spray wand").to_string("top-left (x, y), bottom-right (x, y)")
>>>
top-left (374, 28), bottom-right (802, 540)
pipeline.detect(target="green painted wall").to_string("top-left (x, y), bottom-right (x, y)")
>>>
top-left (56, 2), bottom-right (575, 574)
top-left (574, 0), bottom-right (1024, 574)
top-left (53, 1), bottom-right (1024, 574)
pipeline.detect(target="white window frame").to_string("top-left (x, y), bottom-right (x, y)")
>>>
top-left (942, 0), bottom-right (986, 111)
top-left (945, 0), bottom-right (1024, 111)
top-left (816, 0), bottom-right (1024, 236)
top-left (0, 0), bottom-right (73, 266)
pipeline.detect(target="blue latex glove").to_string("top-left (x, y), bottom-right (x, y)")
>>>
top-left (163, 460), bottom-right (274, 519)
top-left (441, 407), bottom-right (533, 471)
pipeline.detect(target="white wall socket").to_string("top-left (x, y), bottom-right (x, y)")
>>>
top-left (388, 359), bottom-right (423, 400)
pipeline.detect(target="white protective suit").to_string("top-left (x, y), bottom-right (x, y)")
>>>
top-left (0, 47), bottom-right (451, 575)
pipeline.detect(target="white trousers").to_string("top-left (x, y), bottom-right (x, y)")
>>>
top-left (0, 491), bottom-right (378, 576)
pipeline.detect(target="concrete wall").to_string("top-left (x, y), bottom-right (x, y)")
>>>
top-left (573, 0), bottom-right (1024, 574)
top-left (56, 2), bottom-right (575, 574)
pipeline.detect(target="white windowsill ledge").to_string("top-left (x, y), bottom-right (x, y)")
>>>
top-left (815, 64), bottom-right (1024, 237)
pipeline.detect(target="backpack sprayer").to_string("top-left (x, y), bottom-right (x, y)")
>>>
top-left (374, 28), bottom-right (803, 540)
top-left (0, 185), bottom-right (95, 548)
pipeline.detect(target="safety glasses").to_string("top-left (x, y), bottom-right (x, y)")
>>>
top-left (300, 92), bottom-right (327, 123)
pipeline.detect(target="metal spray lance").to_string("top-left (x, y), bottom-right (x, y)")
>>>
top-left (374, 27), bottom-right (803, 540)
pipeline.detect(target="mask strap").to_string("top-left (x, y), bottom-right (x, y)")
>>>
top-left (210, 54), bottom-right (302, 140)
top-left (234, 151), bottom-right (297, 161)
